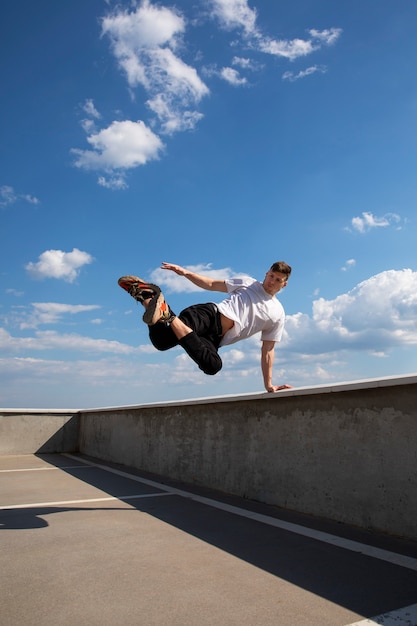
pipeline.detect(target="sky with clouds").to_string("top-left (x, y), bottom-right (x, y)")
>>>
top-left (1, 0), bottom-right (417, 408)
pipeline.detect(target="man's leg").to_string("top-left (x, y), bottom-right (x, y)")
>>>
top-left (118, 276), bottom-right (222, 375)
top-left (148, 321), bottom-right (179, 351)
top-left (118, 275), bottom-right (178, 351)
top-left (178, 330), bottom-right (222, 375)
top-left (149, 302), bottom-right (223, 375)
top-left (174, 304), bottom-right (223, 375)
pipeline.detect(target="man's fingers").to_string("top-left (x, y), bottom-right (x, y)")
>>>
top-left (268, 384), bottom-right (292, 392)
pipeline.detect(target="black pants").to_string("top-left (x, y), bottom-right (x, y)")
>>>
top-left (148, 303), bottom-right (223, 375)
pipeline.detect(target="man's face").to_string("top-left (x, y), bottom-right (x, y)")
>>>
top-left (262, 270), bottom-right (289, 295)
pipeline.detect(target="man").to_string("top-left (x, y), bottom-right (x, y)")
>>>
top-left (118, 260), bottom-right (292, 392)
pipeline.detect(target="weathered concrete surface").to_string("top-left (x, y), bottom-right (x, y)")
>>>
top-left (0, 410), bottom-right (79, 454)
top-left (78, 376), bottom-right (417, 540)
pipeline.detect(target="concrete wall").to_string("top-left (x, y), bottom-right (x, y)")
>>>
top-left (0, 410), bottom-right (79, 454)
top-left (1, 376), bottom-right (416, 540)
top-left (78, 375), bottom-right (417, 540)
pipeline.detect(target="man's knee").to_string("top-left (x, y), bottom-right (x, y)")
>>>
top-left (179, 332), bottom-right (222, 375)
top-left (200, 359), bottom-right (222, 376)
top-left (152, 342), bottom-right (172, 352)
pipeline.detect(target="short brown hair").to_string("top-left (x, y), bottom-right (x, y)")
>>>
top-left (270, 261), bottom-right (292, 277)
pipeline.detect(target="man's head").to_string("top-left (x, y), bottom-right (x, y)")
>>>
top-left (263, 261), bottom-right (292, 295)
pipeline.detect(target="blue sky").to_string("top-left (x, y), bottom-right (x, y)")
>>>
top-left (1, 0), bottom-right (417, 408)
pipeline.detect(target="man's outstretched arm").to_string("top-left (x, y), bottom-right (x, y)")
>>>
top-left (261, 340), bottom-right (292, 392)
top-left (161, 262), bottom-right (228, 292)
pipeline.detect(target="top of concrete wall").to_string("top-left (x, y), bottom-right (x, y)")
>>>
top-left (80, 373), bottom-right (417, 413)
top-left (83, 374), bottom-right (417, 413)
top-left (2, 373), bottom-right (416, 415)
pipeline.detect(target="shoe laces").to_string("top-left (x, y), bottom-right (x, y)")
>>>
top-left (128, 284), bottom-right (154, 302)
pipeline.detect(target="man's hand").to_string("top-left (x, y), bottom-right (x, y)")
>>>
top-left (266, 384), bottom-right (292, 393)
top-left (161, 262), bottom-right (186, 276)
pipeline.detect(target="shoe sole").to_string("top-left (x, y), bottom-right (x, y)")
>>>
top-left (118, 276), bottom-right (147, 291)
top-left (143, 290), bottom-right (165, 325)
top-left (118, 276), bottom-right (159, 303)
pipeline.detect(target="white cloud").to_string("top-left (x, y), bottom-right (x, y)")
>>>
top-left (0, 327), bottom-right (144, 355)
top-left (0, 185), bottom-right (17, 206)
top-left (259, 28), bottom-right (341, 61)
top-left (19, 303), bottom-right (101, 329)
top-left (199, 55), bottom-right (262, 84)
top-left (0, 354), bottom-right (188, 409)
top-left (82, 98), bottom-right (101, 119)
top-left (0, 185), bottom-right (40, 207)
top-left (309, 28), bottom-right (341, 46)
top-left (220, 66), bottom-right (247, 85)
top-left (259, 36), bottom-right (316, 60)
top-left (209, 1), bottom-right (342, 61)
top-left (25, 248), bottom-right (94, 283)
top-left (283, 65), bottom-right (327, 82)
top-left (101, 1), bottom-right (209, 134)
top-left (341, 259), bottom-right (356, 272)
top-left (209, 0), bottom-right (258, 35)
top-left (350, 211), bottom-right (401, 233)
top-left (146, 92), bottom-right (204, 134)
top-left (6, 288), bottom-right (24, 297)
top-left (150, 263), bottom-right (235, 293)
top-left (21, 194), bottom-right (40, 205)
top-left (285, 269), bottom-right (417, 355)
top-left (72, 119), bottom-right (164, 171)
top-left (223, 348), bottom-right (246, 364)
top-left (80, 99), bottom-right (102, 134)
top-left (102, 0), bottom-right (185, 52)
top-left (232, 56), bottom-right (257, 69)
top-left (98, 174), bottom-right (128, 190)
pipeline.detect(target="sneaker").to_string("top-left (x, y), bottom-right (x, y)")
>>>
top-left (143, 291), bottom-right (176, 325)
top-left (118, 276), bottom-right (160, 304)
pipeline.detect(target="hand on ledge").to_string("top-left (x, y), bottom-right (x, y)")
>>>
top-left (266, 384), bottom-right (292, 393)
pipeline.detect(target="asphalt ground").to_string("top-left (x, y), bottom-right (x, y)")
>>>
top-left (1, 453), bottom-right (417, 626)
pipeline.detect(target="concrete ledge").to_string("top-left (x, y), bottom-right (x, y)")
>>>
top-left (78, 374), bottom-right (417, 541)
top-left (79, 373), bottom-right (417, 412)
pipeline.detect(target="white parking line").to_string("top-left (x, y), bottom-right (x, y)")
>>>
top-left (0, 465), bottom-right (94, 473)
top-left (345, 602), bottom-right (417, 625)
top-left (0, 492), bottom-right (174, 510)
top-left (64, 453), bottom-right (417, 573)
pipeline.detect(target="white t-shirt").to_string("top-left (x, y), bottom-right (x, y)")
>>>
top-left (216, 276), bottom-right (285, 347)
